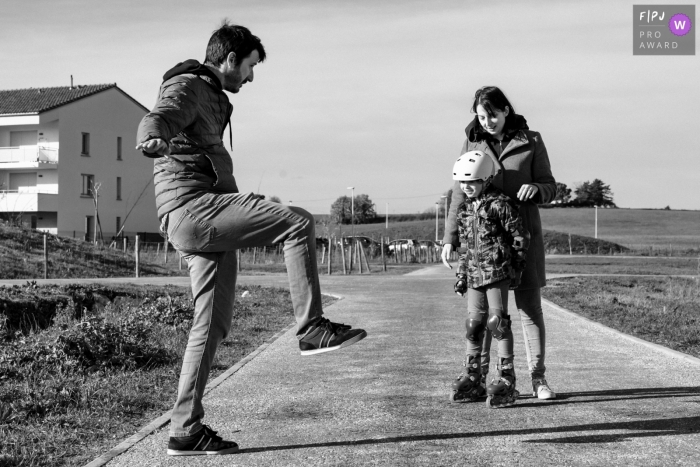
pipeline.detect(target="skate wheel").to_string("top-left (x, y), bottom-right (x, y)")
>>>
top-left (450, 391), bottom-right (470, 403)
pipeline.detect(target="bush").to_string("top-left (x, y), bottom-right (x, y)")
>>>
top-left (543, 230), bottom-right (628, 255)
top-left (0, 282), bottom-right (135, 339)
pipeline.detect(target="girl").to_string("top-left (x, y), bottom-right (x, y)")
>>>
top-left (449, 151), bottom-right (530, 408)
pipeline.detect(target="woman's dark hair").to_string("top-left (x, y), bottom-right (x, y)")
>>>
top-left (470, 86), bottom-right (517, 138)
top-left (205, 20), bottom-right (266, 66)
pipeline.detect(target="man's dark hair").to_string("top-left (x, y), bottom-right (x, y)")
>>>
top-left (204, 20), bottom-right (266, 66)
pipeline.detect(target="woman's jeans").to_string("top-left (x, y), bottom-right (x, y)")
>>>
top-left (466, 281), bottom-right (513, 361)
top-left (481, 287), bottom-right (546, 379)
top-left (165, 192), bottom-right (324, 437)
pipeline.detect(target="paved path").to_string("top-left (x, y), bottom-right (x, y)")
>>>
top-left (9, 268), bottom-right (699, 466)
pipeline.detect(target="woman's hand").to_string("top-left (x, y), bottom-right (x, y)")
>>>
top-left (517, 184), bottom-right (539, 201)
top-left (441, 244), bottom-right (453, 269)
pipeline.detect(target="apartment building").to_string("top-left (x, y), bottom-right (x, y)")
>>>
top-left (0, 84), bottom-right (158, 240)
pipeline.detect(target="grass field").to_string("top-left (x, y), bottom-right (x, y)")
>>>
top-left (541, 276), bottom-right (700, 359)
top-left (320, 207), bottom-right (700, 254)
top-left (546, 256), bottom-right (700, 276)
top-left (539, 207), bottom-right (700, 251)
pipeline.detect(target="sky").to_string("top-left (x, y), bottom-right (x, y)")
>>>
top-left (1, 0), bottom-right (698, 214)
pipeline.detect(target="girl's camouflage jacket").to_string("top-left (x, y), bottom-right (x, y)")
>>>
top-left (456, 187), bottom-right (530, 288)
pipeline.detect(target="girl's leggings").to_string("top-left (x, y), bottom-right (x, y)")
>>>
top-left (466, 280), bottom-right (513, 361)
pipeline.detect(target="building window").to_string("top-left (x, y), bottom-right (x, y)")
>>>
top-left (116, 217), bottom-right (122, 236)
top-left (81, 132), bottom-right (90, 156)
top-left (117, 137), bottom-right (122, 160)
top-left (116, 177), bottom-right (122, 200)
top-left (81, 174), bottom-right (94, 196)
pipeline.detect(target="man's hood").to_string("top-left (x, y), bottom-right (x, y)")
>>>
top-left (465, 114), bottom-right (529, 142)
top-left (162, 59), bottom-right (223, 91)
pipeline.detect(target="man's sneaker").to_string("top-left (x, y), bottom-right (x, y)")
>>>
top-left (299, 317), bottom-right (367, 356)
top-left (532, 378), bottom-right (557, 400)
top-left (167, 425), bottom-right (239, 456)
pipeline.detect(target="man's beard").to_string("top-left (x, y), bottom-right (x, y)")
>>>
top-left (224, 68), bottom-right (243, 93)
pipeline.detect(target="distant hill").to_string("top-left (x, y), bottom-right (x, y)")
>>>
top-left (0, 222), bottom-right (174, 280)
top-left (315, 207), bottom-right (698, 254)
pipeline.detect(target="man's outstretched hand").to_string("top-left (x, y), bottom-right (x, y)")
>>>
top-left (136, 138), bottom-right (170, 157)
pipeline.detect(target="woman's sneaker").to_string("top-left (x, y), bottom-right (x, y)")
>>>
top-left (299, 317), bottom-right (367, 356)
top-left (532, 378), bottom-right (557, 400)
top-left (167, 425), bottom-right (239, 456)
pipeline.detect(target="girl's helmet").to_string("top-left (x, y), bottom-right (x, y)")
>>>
top-left (452, 150), bottom-right (501, 182)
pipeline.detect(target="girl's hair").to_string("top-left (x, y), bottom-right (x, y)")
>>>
top-left (470, 86), bottom-right (518, 138)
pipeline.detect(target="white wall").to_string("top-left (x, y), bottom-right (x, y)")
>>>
top-left (36, 169), bottom-right (57, 193)
top-left (0, 120), bottom-right (58, 148)
top-left (54, 88), bottom-right (158, 239)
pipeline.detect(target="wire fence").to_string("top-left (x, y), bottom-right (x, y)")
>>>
top-left (53, 235), bottom-right (449, 277)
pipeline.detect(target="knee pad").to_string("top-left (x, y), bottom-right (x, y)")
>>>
top-left (465, 318), bottom-right (485, 342)
top-left (487, 313), bottom-right (512, 340)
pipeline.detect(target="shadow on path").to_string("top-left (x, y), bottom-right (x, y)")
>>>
top-left (521, 385), bottom-right (700, 407)
top-left (237, 412), bottom-right (700, 453)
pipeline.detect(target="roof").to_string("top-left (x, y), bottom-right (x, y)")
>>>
top-left (0, 84), bottom-right (149, 115)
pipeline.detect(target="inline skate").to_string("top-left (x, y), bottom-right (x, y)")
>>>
top-left (450, 355), bottom-right (485, 403)
top-left (486, 358), bottom-right (519, 408)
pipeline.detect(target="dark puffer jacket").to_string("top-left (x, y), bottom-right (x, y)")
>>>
top-left (456, 186), bottom-right (530, 288)
top-left (137, 60), bottom-right (237, 219)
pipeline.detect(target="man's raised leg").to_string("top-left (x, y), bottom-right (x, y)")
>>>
top-left (167, 192), bottom-right (366, 355)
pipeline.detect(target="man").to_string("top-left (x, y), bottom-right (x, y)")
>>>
top-left (136, 22), bottom-right (367, 456)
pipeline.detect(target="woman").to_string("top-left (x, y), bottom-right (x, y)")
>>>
top-left (442, 86), bottom-right (557, 400)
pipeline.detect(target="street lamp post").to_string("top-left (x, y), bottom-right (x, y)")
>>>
top-left (594, 205), bottom-right (598, 239)
top-left (385, 202), bottom-right (388, 230)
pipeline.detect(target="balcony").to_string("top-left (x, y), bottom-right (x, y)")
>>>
top-left (0, 145), bottom-right (58, 164)
top-left (0, 189), bottom-right (58, 212)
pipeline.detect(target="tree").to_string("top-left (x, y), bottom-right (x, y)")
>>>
top-left (331, 196), bottom-right (351, 224)
top-left (269, 196), bottom-right (281, 203)
top-left (353, 194), bottom-right (376, 224)
top-left (554, 182), bottom-right (571, 204)
top-left (330, 194), bottom-right (376, 224)
top-left (574, 179), bottom-right (615, 207)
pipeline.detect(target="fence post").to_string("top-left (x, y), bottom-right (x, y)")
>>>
top-left (164, 239), bottom-right (169, 264)
top-left (568, 233), bottom-right (572, 255)
top-left (237, 249), bottom-right (242, 272)
top-left (135, 234), bottom-right (140, 278)
top-left (179, 254), bottom-right (183, 271)
top-left (356, 242), bottom-right (362, 274)
top-left (360, 243), bottom-right (371, 274)
top-left (321, 245), bottom-right (326, 265)
top-left (43, 233), bottom-right (48, 279)
top-left (123, 237), bottom-right (127, 254)
top-left (341, 241), bottom-right (347, 275)
top-left (327, 234), bottom-right (332, 275)
top-left (381, 236), bottom-right (386, 272)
